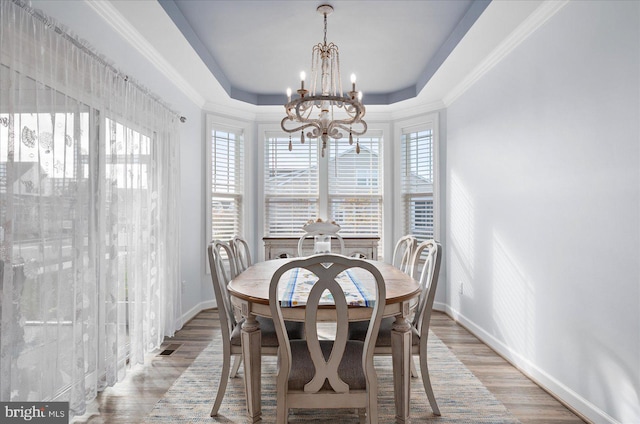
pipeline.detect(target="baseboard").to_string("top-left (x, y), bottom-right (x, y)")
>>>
top-left (443, 305), bottom-right (618, 424)
top-left (178, 299), bottom-right (216, 328)
top-left (433, 300), bottom-right (447, 312)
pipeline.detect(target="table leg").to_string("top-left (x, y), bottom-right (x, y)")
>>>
top-left (391, 309), bottom-right (412, 423)
top-left (241, 313), bottom-right (261, 423)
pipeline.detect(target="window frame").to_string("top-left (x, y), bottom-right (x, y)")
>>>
top-left (205, 115), bottom-right (251, 271)
top-left (327, 132), bottom-right (384, 243)
top-left (261, 129), bottom-right (320, 237)
top-left (393, 113), bottom-right (440, 248)
top-left (258, 123), bottom-right (389, 260)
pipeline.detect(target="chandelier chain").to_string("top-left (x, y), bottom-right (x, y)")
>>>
top-left (323, 12), bottom-right (328, 46)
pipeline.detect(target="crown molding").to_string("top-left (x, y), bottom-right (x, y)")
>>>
top-left (389, 100), bottom-right (446, 121)
top-left (443, 0), bottom-right (570, 107)
top-left (204, 100), bottom-right (261, 122)
top-left (85, 0), bottom-right (206, 108)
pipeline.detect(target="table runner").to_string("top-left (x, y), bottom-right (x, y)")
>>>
top-left (279, 268), bottom-right (375, 307)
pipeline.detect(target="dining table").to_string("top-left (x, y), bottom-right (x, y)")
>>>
top-left (227, 257), bottom-right (421, 423)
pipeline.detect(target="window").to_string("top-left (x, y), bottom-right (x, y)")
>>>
top-left (208, 124), bottom-right (244, 240)
top-left (104, 117), bottom-right (153, 360)
top-left (264, 131), bottom-right (383, 245)
top-left (329, 135), bottom-right (383, 238)
top-left (401, 128), bottom-right (435, 241)
top-left (1, 109), bottom-right (89, 327)
top-left (264, 134), bottom-right (318, 236)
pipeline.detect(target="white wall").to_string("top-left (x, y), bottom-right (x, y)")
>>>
top-left (30, 0), bottom-right (207, 324)
top-left (445, 1), bottom-right (639, 423)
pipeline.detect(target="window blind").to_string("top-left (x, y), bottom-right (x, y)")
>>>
top-left (264, 134), bottom-right (318, 236)
top-left (328, 135), bottom-right (382, 238)
top-left (402, 129), bottom-right (434, 242)
top-left (210, 129), bottom-right (243, 240)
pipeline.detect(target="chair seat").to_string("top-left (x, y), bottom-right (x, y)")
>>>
top-left (231, 316), bottom-right (304, 347)
top-left (348, 317), bottom-right (420, 347)
top-left (288, 339), bottom-right (366, 391)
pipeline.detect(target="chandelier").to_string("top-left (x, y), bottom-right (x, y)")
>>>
top-left (281, 4), bottom-right (367, 157)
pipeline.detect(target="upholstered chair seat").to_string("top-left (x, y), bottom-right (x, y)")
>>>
top-left (230, 317), bottom-right (304, 347)
top-left (287, 340), bottom-right (367, 391)
top-left (348, 317), bottom-right (420, 347)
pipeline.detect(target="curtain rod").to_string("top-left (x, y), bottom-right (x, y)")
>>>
top-left (11, 0), bottom-right (187, 124)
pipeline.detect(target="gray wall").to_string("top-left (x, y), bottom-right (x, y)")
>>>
top-left (445, 1), bottom-right (639, 422)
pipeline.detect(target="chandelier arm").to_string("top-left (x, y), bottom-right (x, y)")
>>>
top-left (325, 116), bottom-right (366, 129)
top-left (328, 122), bottom-right (367, 138)
top-left (286, 100), bottom-right (316, 121)
top-left (354, 121), bottom-right (368, 136)
top-left (295, 100), bottom-right (319, 123)
top-left (307, 127), bottom-right (321, 138)
top-left (328, 116), bottom-right (366, 126)
top-left (299, 102), bottom-right (315, 120)
top-left (280, 117), bottom-right (321, 135)
top-left (344, 104), bottom-right (367, 116)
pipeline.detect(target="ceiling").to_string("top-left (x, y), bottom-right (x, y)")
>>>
top-left (88, 0), bottom-right (550, 116)
top-left (158, 0), bottom-right (491, 106)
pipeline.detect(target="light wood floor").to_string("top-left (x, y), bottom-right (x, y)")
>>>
top-left (72, 309), bottom-right (587, 423)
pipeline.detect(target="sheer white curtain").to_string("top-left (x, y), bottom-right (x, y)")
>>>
top-left (0, 0), bottom-right (181, 416)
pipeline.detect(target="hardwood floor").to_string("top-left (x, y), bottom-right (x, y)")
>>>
top-left (72, 309), bottom-right (587, 423)
top-left (428, 313), bottom-right (587, 424)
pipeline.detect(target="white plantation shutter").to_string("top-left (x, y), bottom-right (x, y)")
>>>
top-left (402, 129), bottom-right (434, 241)
top-left (210, 128), bottom-right (243, 240)
top-left (328, 134), bottom-right (383, 239)
top-left (264, 134), bottom-right (318, 236)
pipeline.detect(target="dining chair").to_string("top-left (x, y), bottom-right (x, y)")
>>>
top-left (297, 229), bottom-right (345, 256)
top-left (392, 235), bottom-right (417, 274)
top-left (269, 254), bottom-right (386, 423)
top-left (207, 240), bottom-right (304, 417)
top-left (231, 235), bottom-right (252, 273)
top-left (347, 239), bottom-right (442, 416)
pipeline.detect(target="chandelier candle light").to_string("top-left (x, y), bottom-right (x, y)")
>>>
top-left (281, 4), bottom-right (367, 157)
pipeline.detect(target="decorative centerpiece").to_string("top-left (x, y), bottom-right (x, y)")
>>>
top-left (302, 218), bottom-right (341, 234)
top-left (303, 218), bottom-right (340, 254)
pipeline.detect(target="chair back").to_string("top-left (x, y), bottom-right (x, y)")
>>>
top-left (269, 254), bottom-right (385, 396)
top-left (297, 230), bottom-right (345, 257)
top-left (207, 240), bottom-right (238, 342)
top-left (392, 235), bottom-right (417, 274)
top-left (231, 235), bottom-right (252, 273)
top-left (409, 240), bottom-right (442, 334)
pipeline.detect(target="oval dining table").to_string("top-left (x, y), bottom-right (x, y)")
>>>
top-left (227, 257), bottom-right (421, 423)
